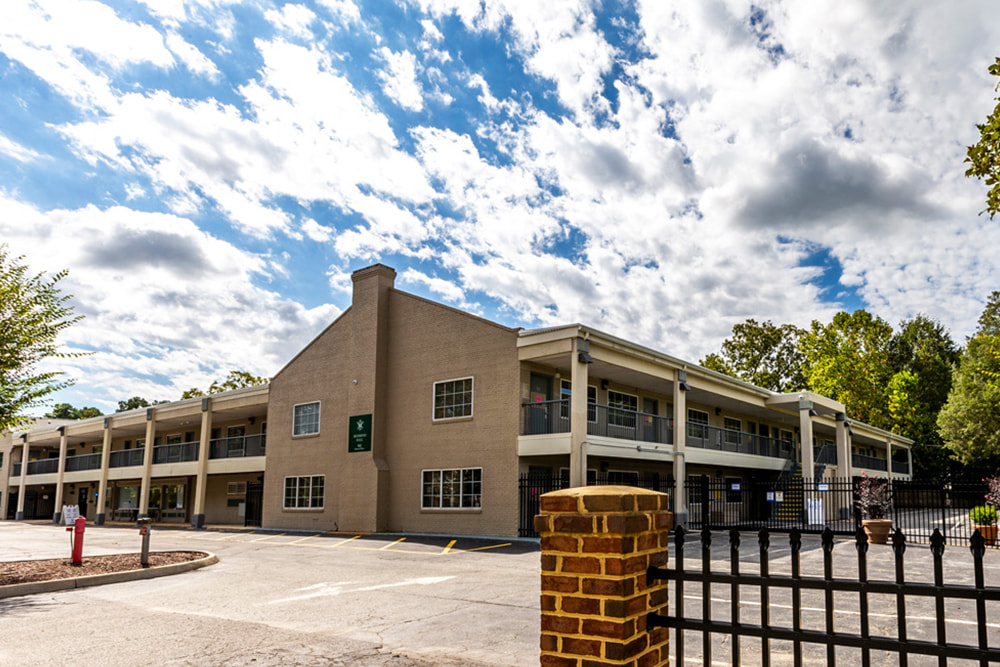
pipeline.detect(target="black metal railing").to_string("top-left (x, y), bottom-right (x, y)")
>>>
top-left (520, 400), bottom-right (671, 444)
top-left (648, 527), bottom-right (1000, 664)
top-left (686, 424), bottom-right (791, 459)
top-left (209, 433), bottom-right (266, 459)
top-left (26, 458), bottom-right (58, 475)
top-left (518, 472), bottom-right (674, 537)
top-left (64, 453), bottom-right (102, 472)
top-left (814, 445), bottom-right (837, 465)
top-left (853, 453), bottom-right (888, 471)
top-left (152, 441), bottom-right (199, 464)
top-left (109, 448), bottom-right (145, 468)
top-left (684, 476), bottom-right (859, 535)
top-left (892, 459), bottom-right (909, 475)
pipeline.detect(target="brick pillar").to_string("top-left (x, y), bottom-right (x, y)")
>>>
top-left (536, 486), bottom-right (673, 666)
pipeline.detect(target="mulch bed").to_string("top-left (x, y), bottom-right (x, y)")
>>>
top-left (0, 551), bottom-right (208, 586)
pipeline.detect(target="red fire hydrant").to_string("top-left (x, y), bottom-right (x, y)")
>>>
top-left (67, 515), bottom-right (86, 566)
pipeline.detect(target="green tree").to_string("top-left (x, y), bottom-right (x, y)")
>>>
top-left (976, 291), bottom-right (1000, 336)
top-left (180, 370), bottom-right (268, 399)
top-left (884, 315), bottom-right (960, 477)
top-left (45, 403), bottom-right (102, 420)
top-left (938, 335), bottom-right (1000, 466)
top-left (798, 310), bottom-right (895, 428)
top-left (0, 245), bottom-right (83, 431)
top-left (116, 396), bottom-right (168, 412)
top-left (966, 57), bottom-right (1000, 220)
top-left (701, 319), bottom-right (807, 392)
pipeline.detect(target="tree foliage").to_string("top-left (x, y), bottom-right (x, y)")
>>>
top-left (45, 403), bottom-right (102, 420)
top-left (116, 396), bottom-right (168, 413)
top-left (799, 311), bottom-right (896, 429)
top-left (180, 370), bottom-right (268, 399)
top-left (966, 57), bottom-right (1000, 220)
top-left (0, 245), bottom-right (83, 432)
top-left (701, 319), bottom-right (807, 392)
top-left (938, 335), bottom-right (1000, 466)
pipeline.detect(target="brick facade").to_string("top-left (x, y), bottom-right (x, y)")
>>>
top-left (536, 486), bottom-right (672, 666)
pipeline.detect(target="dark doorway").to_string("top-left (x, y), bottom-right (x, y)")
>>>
top-left (78, 487), bottom-right (89, 519)
top-left (244, 481), bottom-right (263, 527)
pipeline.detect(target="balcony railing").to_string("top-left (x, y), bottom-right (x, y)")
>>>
top-left (521, 400), bottom-right (672, 445)
top-left (26, 458), bottom-right (59, 475)
top-left (892, 459), bottom-right (910, 475)
top-left (153, 441), bottom-right (199, 464)
top-left (109, 448), bottom-right (145, 468)
top-left (12, 462), bottom-right (20, 476)
top-left (814, 446), bottom-right (838, 465)
top-left (65, 453), bottom-right (102, 472)
top-left (686, 424), bottom-right (791, 459)
top-left (209, 433), bottom-right (266, 459)
top-left (853, 454), bottom-right (888, 471)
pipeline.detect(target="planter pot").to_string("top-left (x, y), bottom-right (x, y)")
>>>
top-left (973, 524), bottom-right (998, 546)
top-left (862, 518), bottom-right (893, 544)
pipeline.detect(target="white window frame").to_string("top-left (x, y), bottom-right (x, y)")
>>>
top-left (292, 401), bottom-right (321, 436)
top-left (283, 475), bottom-right (324, 509)
top-left (559, 380), bottom-right (599, 422)
top-left (607, 390), bottom-right (639, 428)
top-left (421, 467), bottom-right (482, 509)
top-left (687, 408), bottom-right (710, 439)
top-left (723, 417), bottom-right (742, 446)
top-left (432, 377), bottom-right (474, 421)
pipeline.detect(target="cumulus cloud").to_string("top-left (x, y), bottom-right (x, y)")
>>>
top-left (377, 48), bottom-right (425, 112)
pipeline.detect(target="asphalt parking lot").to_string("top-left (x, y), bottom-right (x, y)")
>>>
top-left (0, 522), bottom-right (541, 666)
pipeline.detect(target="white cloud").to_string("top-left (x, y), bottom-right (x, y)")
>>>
top-left (0, 133), bottom-right (42, 162)
top-left (165, 30), bottom-right (220, 78)
top-left (302, 218), bottom-right (334, 242)
top-left (265, 3), bottom-right (317, 39)
top-left (0, 195), bottom-right (339, 410)
top-left (377, 47), bottom-right (425, 112)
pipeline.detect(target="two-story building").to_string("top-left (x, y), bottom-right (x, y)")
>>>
top-left (0, 264), bottom-right (911, 537)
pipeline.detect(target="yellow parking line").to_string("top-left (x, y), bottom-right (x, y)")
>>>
top-left (329, 535), bottom-right (362, 548)
top-left (458, 542), bottom-right (512, 553)
top-left (289, 534), bottom-right (319, 545)
top-left (440, 539), bottom-right (457, 555)
top-left (379, 537), bottom-right (406, 550)
top-left (253, 532), bottom-right (286, 542)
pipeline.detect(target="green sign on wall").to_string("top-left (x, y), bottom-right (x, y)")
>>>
top-left (348, 413), bottom-right (373, 453)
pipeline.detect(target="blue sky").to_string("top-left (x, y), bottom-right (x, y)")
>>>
top-left (1, 0), bottom-right (998, 413)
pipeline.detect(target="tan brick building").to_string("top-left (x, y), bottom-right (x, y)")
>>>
top-left (1, 263), bottom-right (911, 537)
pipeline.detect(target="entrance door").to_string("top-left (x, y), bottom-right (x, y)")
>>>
top-left (244, 481), bottom-right (263, 527)
top-left (78, 487), bottom-right (89, 520)
top-left (527, 373), bottom-right (554, 434)
top-left (642, 398), bottom-right (659, 442)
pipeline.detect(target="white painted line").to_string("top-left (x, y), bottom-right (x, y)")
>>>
top-left (289, 534), bottom-right (319, 545)
top-left (267, 576), bottom-right (455, 604)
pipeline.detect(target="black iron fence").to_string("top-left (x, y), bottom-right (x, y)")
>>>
top-left (648, 527), bottom-right (1000, 664)
top-left (518, 472), bottom-right (674, 537)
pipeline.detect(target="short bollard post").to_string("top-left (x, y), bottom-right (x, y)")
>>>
top-left (138, 517), bottom-right (152, 567)
top-left (69, 516), bottom-right (86, 566)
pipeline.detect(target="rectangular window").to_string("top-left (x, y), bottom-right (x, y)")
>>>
top-left (688, 409), bottom-right (709, 439)
top-left (559, 381), bottom-right (598, 422)
top-left (0, 452), bottom-right (4, 468)
top-left (283, 475), bottom-right (324, 509)
top-left (723, 417), bottom-right (741, 446)
top-left (608, 390), bottom-right (638, 428)
top-left (293, 401), bottom-right (321, 436)
top-left (421, 468), bottom-right (482, 509)
top-left (227, 481), bottom-right (247, 495)
top-left (607, 470), bottom-right (639, 486)
top-left (433, 378), bottom-right (473, 420)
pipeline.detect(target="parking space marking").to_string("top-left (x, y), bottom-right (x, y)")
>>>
top-left (328, 535), bottom-right (362, 548)
top-left (379, 537), bottom-right (406, 550)
top-left (252, 532), bottom-right (286, 542)
top-left (289, 534), bottom-right (319, 545)
top-left (457, 542), bottom-right (512, 553)
top-left (440, 539), bottom-right (457, 555)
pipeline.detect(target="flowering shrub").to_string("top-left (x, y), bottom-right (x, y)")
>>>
top-left (856, 471), bottom-right (891, 520)
top-left (985, 476), bottom-right (1000, 510)
top-left (970, 505), bottom-right (998, 526)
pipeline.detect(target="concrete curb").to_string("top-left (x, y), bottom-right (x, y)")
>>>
top-left (0, 552), bottom-right (218, 600)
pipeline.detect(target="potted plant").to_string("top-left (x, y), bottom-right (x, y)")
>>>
top-left (856, 472), bottom-right (892, 544)
top-left (970, 505), bottom-right (998, 546)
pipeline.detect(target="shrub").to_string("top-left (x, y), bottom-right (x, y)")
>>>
top-left (985, 476), bottom-right (1000, 509)
top-left (970, 504), bottom-right (998, 526)
top-left (856, 472), bottom-right (891, 520)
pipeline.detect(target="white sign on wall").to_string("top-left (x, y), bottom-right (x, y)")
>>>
top-left (63, 504), bottom-right (80, 525)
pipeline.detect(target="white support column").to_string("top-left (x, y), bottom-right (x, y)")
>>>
top-left (95, 417), bottom-right (112, 525)
top-left (799, 398), bottom-right (815, 481)
top-left (672, 370), bottom-right (688, 527)
top-left (138, 408), bottom-right (156, 519)
top-left (16, 435), bottom-right (28, 520)
top-left (53, 427), bottom-right (69, 523)
top-left (886, 436), bottom-right (893, 481)
top-left (569, 337), bottom-right (590, 488)
top-left (835, 413), bottom-right (851, 480)
top-left (191, 398), bottom-right (212, 528)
